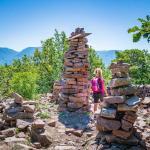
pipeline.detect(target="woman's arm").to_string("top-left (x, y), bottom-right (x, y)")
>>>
top-left (104, 87), bottom-right (108, 96)
top-left (102, 79), bottom-right (108, 96)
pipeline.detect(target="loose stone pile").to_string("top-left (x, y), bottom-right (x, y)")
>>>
top-left (137, 85), bottom-right (150, 99)
top-left (59, 28), bottom-right (91, 112)
top-left (3, 93), bottom-right (35, 129)
top-left (29, 119), bottom-right (52, 147)
top-left (0, 93), bottom-right (53, 148)
top-left (96, 62), bottom-right (141, 141)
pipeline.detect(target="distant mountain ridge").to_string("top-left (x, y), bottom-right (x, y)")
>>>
top-left (0, 47), bottom-right (41, 65)
top-left (0, 47), bottom-right (119, 66)
top-left (0, 48), bottom-right (18, 65)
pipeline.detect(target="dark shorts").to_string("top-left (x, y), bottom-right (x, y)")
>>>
top-left (92, 93), bottom-right (103, 103)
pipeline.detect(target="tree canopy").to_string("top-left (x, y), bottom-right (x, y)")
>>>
top-left (128, 15), bottom-right (150, 43)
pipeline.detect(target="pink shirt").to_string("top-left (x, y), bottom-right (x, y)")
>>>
top-left (91, 77), bottom-right (105, 95)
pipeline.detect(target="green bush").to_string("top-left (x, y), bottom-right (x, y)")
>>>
top-left (10, 71), bottom-right (38, 99)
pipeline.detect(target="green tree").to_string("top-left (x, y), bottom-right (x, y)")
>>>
top-left (128, 15), bottom-right (150, 43)
top-left (113, 49), bottom-right (150, 84)
top-left (12, 55), bottom-right (35, 72)
top-left (33, 30), bottom-right (68, 93)
top-left (0, 65), bottom-right (13, 98)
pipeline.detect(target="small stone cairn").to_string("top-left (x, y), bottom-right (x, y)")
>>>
top-left (0, 93), bottom-right (52, 147)
top-left (3, 93), bottom-right (35, 128)
top-left (96, 62), bottom-right (141, 142)
top-left (58, 28), bottom-right (91, 112)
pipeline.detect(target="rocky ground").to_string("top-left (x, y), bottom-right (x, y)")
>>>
top-left (0, 94), bottom-right (149, 150)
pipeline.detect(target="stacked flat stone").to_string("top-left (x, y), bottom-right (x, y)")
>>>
top-left (96, 62), bottom-right (141, 140)
top-left (59, 28), bottom-right (91, 112)
top-left (30, 119), bottom-right (52, 147)
top-left (3, 93), bottom-right (36, 129)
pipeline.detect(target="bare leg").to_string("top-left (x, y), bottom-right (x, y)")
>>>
top-left (94, 103), bottom-right (98, 112)
top-left (98, 102), bottom-right (101, 109)
top-left (99, 96), bottom-right (103, 109)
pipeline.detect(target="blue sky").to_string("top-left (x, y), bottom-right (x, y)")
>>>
top-left (0, 0), bottom-right (149, 51)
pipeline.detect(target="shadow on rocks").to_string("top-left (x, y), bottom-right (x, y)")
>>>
top-left (58, 111), bottom-right (92, 130)
top-left (94, 131), bottom-right (148, 150)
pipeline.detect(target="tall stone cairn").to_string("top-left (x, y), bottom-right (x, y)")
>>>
top-left (58, 28), bottom-right (91, 112)
top-left (96, 62), bottom-right (141, 141)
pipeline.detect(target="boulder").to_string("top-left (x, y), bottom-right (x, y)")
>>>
top-left (62, 88), bottom-right (78, 94)
top-left (121, 119), bottom-right (133, 131)
top-left (64, 61), bottom-right (73, 67)
top-left (96, 117), bottom-right (121, 130)
top-left (103, 96), bottom-right (125, 104)
top-left (77, 78), bottom-right (88, 82)
top-left (0, 128), bottom-right (16, 137)
top-left (13, 93), bottom-right (23, 104)
top-left (112, 72), bottom-right (129, 78)
top-left (16, 119), bottom-right (33, 130)
top-left (109, 62), bottom-right (130, 70)
top-left (111, 67), bottom-right (129, 74)
top-left (23, 101), bottom-right (37, 105)
top-left (63, 73), bottom-right (87, 79)
top-left (109, 78), bottom-right (130, 88)
top-left (4, 137), bottom-right (27, 144)
top-left (3, 112), bottom-right (34, 121)
top-left (123, 112), bottom-right (137, 123)
top-left (96, 124), bottom-right (110, 132)
top-left (64, 79), bottom-right (76, 85)
top-left (16, 132), bottom-right (26, 138)
top-left (65, 67), bottom-right (86, 72)
top-left (47, 119), bottom-right (56, 127)
top-left (142, 97), bottom-right (150, 105)
top-left (67, 102), bottom-right (83, 109)
top-left (117, 104), bottom-right (138, 112)
top-left (31, 128), bottom-right (52, 147)
top-left (125, 96), bottom-right (141, 106)
top-left (32, 119), bottom-right (45, 129)
top-left (73, 92), bottom-right (88, 97)
top-left (23, 104), bottom-right (35, 113)
top-left (5, 106), bottom-right (23, 114)
top-left (69, 96), bottom-right (86, 103)
top-left (105, 134), bottom-right (139, 145)
top-left (65, 128), bottom-right (83, 137)
top-left (100, 107), bottom-right (116, 119)
top-left (112, 129), bottom-right (133, 139)
top-left (110, 86), bottom-right (136, 96)
top-left (32, 142), bottom-right (42, 149)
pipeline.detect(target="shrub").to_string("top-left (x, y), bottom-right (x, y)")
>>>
top-left (10, 71), bottom-right (38, 99)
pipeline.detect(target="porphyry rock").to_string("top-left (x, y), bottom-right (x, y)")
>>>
top-left (96, 117), bottom-right (121, 130)
top-left (32, 119), bottom-right (45, 129)
top-left (103, 96), bottom-right (125, 104)
top-left (12, 93), bottom-right (24, 104)
top-left (0, 128), bottom-right (16, 137)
